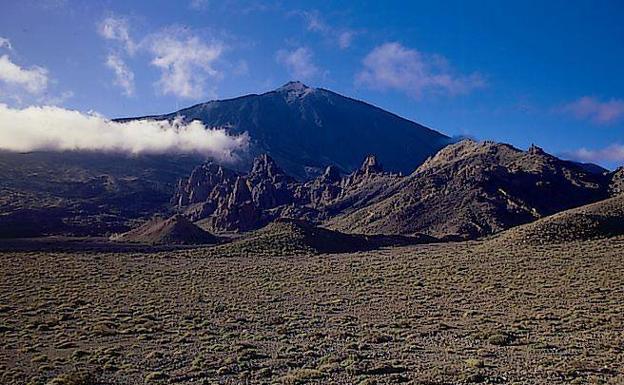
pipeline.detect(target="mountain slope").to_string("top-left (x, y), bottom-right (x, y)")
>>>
top-left (0, 151), bottom-right (201, 238)
top-left (491, 194), bottom-right (624, 245)
top-left (123, 81), bottom-right (449, 178)
top-left (202, 218), bottom-right (434, 257)
top-left (611, 167), bottom-right (624, 196)
top-left (327, 140), bottom-right (610, 239)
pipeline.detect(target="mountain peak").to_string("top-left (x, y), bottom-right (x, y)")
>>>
top-left (278, 81), bottom-right (310, 91)
top-left (276, 81), bottom-right (315, 101)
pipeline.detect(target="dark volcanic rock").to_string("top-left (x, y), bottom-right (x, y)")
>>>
top-left (174, 153), bottom-right (400, 232)
top-left (121, 81), bottom-right (449, 179)
top-left (172, 162), bottom-right (238, 207)
top-left (0, 152), bottom-right (201, 238)
top-left (174, 141), bottom-right (613, 238)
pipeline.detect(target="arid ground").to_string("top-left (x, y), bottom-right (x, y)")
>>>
top-left (1, 237), bottom-right (623, 385)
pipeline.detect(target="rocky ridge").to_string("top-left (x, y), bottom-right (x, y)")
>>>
top-left (327, 140), bottom-right (610, 239)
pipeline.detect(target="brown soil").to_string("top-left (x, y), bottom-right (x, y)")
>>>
top-left (1, 236), bottom-right (623, 384)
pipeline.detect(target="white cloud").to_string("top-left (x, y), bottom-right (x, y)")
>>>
top-left (276, 47), bottom-right (319, 80)
top-left (0, 104), bottom-right (249, 162)
top-left (189, 0), bottom-right (209, 10)
top-left (338, 31), bottom-right (354, 49)
top-left (559, 96), bottom-right (624, 125)
top-left (98, 16), bottom-right (136, 55)
top-left (148, 30), bottom-right (224, 99)
top-left (564, 144), bottom-right (624, 164)
top-left (0, 37), bottom-right (12, 51)
top-left (356, 42), bottom-right (485, 98)
top-left (295, 10), bottom-right (356, 49)
top-left (0, 54), bottom-right (49, 94)
top-left (106, 54), bottom-right (135, 96)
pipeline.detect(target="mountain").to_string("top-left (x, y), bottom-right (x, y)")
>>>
top-left (327, 140), bottom-right (610, 239)
top-left (491, 194), bottom-right (624, 245)
top-left (122, 81), bottom-right (449, 179)
top-left (111, 214), bottom-right (218, 245)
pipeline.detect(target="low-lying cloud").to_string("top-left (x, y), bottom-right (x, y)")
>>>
top-left (0, 104), bottom-right (249, 162)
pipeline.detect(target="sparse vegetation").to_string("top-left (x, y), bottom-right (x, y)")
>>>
top-left (1, 236), bottom-right (623, 384)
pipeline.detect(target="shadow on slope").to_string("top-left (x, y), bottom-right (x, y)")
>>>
top-left (204, 218), bottom-right (435, 257)
top-left (490, 194), bottom-right (624, 245)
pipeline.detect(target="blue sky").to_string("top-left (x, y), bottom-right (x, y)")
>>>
top-left (1, 0), bottom-right (623, 168)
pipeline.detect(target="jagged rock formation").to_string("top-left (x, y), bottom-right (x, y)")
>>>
top-left (174, 153), bottom-right (400, 233)
top-left (327, 140), bottom-right (610, 239)
top-left (492, 194), bottom-right (624, 245)
top-left (122, 81), bottom-right (448, 179)
top-left (111, 214), bottom-right (218, 245)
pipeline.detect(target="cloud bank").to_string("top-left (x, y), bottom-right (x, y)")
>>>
top-left (356, 42), bottom-right (485, 98)
top-left (560, 96), bottom-right (624, 125)
top-left (0, 104), bottom-right (249, 162)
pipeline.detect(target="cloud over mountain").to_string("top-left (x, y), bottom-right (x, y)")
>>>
top-left (356, 42), bottom-right (485, 98)
top-left (0, 54), bottom-right (48, 95)
top-left (560, 96), bottom-right (624, 125)
top-left (106, 54), bottom-right (135, 96)
top-left (0, 104), bottom-right (249, 161)
top-left (147, 29), bottom-right (225, 99)
top-left (564, 144), bottom-right (624, 164)
top-left (276, 47), bottom-right (319, 80)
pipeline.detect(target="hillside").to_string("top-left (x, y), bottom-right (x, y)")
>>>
top-left (203, 218), bottom-right (433, 257)
top-left (111, 214), bottom-right (218, 245)
top-left (327, 140), bottom-right (610, 239)
top-left (0, 151), bottom-right (201, 238)
top-left (491, 194), bottom-right (624, 245)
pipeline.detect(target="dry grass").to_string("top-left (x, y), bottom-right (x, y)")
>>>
top-left (1, 236), bottom-right (623, 384)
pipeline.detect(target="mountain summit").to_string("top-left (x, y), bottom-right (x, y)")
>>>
top-left (126, 82), bottom-right (449, 178)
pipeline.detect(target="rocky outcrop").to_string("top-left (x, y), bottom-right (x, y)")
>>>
top-left (174, 154), bottom-right (400, 232)
top-left (610, 167), bottom-right (624, 196)
top-left (174, 143), bottom-right (613, 238)
top-left (328, 140), bottom-right (610, 239)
